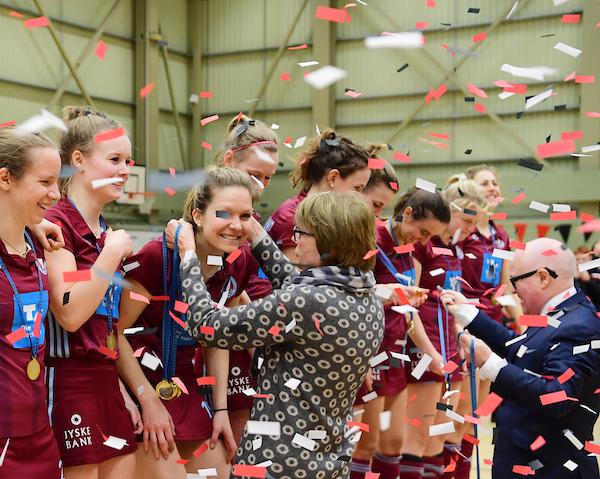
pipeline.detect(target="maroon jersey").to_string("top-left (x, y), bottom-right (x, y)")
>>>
top-left (374, 220), bottom-right (415, 350)
top-left (264, 190), bottom-right (307, 249)
top-left (0, 233), bottom-right (50, 437)
top-left (413, 237), bottom-right (463, 354)
top-left (44, 197), bottom-right (123, 360)
top-left (123, 237), bottom-right (255, 385)
top-left (461, 221), bottom-right (510, 321)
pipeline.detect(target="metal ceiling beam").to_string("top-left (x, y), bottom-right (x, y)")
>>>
top-left (47, 0), bottom-right (120, 111)
top-left (248, 0), bottom-right (310, 117)
top-left (32, 0), bottom-right (95, 107)
top-left (188, 0), bottom-right (205, 168)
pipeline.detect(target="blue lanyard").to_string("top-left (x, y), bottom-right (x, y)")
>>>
top-left (470, 338), bottom-right (481, 479)
top-left (0, 232), bottom-right (43, 359)
top-left (377, 247), bottom-right (412, 286)
top-left (66, 197), bottom-right (115, 335)
top-left (161, 226), bottom-right (183, 381)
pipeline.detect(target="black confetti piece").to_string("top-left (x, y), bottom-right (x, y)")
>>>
top-left (468, 7), bottom-right (480, 13)
top-left (518, 159), bottom-right (544, 171)
top-left (516, 111), bottom-right (524, 119)
top-left (464, 208), bottom-right (477, 216)
top-left (397, 63), bottom-right (409, 73)
top-left (541, 33), bottom-right (556, 37)
top-left (464, 149), bottom-right (473, 155)
top-left (62, 291), bottom-right (70, 305)
top-left (436, 402), bottom-right (454, 411)
top-left (546, 134), bottom-right (551, 143)
top-left (464, 97), bottom-right (475, 102)
top-left (554, 104), bottom-right (567, 111)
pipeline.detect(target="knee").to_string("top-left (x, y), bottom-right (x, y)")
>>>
top-left (354, 435), bottom-right (379, 459)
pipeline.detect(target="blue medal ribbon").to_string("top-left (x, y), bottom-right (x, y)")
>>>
top-left (470, 338), bottom-right (481, 479)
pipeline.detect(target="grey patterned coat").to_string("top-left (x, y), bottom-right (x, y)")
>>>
top-left (181, 234), bottom-right (384, 479)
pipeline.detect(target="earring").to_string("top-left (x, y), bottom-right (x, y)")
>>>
top-left (329, 182), bottom-right (334, 189)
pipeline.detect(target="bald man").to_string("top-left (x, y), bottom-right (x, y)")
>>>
top-left (441, 238), bottom-right (600, 479)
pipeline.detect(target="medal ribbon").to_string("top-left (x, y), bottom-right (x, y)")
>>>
top-left (470, 338), bottom-right (481, 479)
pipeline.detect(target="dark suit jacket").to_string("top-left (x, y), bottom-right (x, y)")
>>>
top-left (468, 290), bottom-right (600, 478)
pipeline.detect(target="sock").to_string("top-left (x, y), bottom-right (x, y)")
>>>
top-left (350, 457), bottom-right (371, 479)
top-left (454, 439), bottom-right (474, 479)
top-left (423, 453), bottom-right (445, 478)
top-left (400, 455), bottom-right (424, 479)
top-left (372, 452), bottom-right (401, 479)
top-left (441, 442), bottom-right (461, 478)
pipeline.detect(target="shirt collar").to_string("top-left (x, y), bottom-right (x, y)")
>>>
top-left (541, 286), bottom-right (577, 315)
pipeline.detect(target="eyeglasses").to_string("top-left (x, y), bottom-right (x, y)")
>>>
top-left (510, 267), bottom-right (558, 289)
top-left (292, 226), bottom-right (314, 243)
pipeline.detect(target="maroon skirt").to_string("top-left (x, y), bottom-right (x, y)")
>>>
top-left (47, 358), bottom-right (137, 467)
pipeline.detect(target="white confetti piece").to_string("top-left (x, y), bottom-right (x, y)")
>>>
top-left (0, 438), bottom-right (9, 466)
top-left (529, 200), bottom-right (550, 213)
top-left (298, 60), bottom-right (319, 67)
top-left (552, 203), bottom-right (571, 212)
top-left (361, 390), bottom-right (378, 402)
top-left (196, 468), bottom-right (218, 477)
top-left (304, 65), bottom-right (347, 90)
top-left (553, 42), bottom-right (582, 58)
top-left (122, 261), bottom-right (140, 272)
top-left (501, 64), bottom-right (558, 81)
top-left (411, 353), bottom-right (432, 380)
top-left (140, 352), bottom-right (162, 371)
top-left (391, 304), bottom-right (419, 314)
top-left (582, 144), bottom-right (600, 153)
top-left (429, 421), bottom-right (455, 436)
top-left (207, 255), bottom-right (223, 266)
top-left (285, 317), bottom-right (297, 333)
top-left (516, 345), bottom-right (528, 358)
top-left (564, 460), bottom-right (578, 471)
top-left (308, 430), bottom-right (327, 440)
top-left (189, 94), bottom-right (199, 104)
top-left (284, 378), bottom-right (301, 390)
top-left (252, 436), bottom-right (262, 450)
top-left (380, 410), bottom-right (392, 431)
top-left (573, 344), bottom-right (590, 355)
top-left (390, 351), bottom-right (410, 362)
top-left (369, 351), bottom-right (389, 368)
top-left (445, 408), bottom-right (465, 423)
top-left (292, 433), bottom-right (317, 451)
top-left (103, 435), bottom-right (128, 450)
top-left (430, 268), bottom-right (445, 277)
top-left (123, 326), bottom-right (144, 335)
top-left (495, 295), bottom-right (516, 307)
top-left (271, 123), bottom-right (280, 129)
top-left (563, 429), bottom-right (584, 450)
top-left (579, 258), bottom-right (600, 272)
top-left (492, 249), bottom-right (514, 261)
top-left (506, 333), bottom-right (527, 347)
top-left (365, 32), bottom-right (423, 49)
top-left (525, 89), bottom-right (553, 110)
top-left (293, 136), bottom-right (307, 148)
top-left (91, 177), bottom-right (124, 189)
top-left (14, 109), bottom-right (68, 136)
top-left (375, 285), bottom-right (393, 300)
top-left (246, 420), bottom-right (281, 436)
top-left (416, 177), bottom-right (437, 193)
top-left (242, 387), bottom-right (258, 396)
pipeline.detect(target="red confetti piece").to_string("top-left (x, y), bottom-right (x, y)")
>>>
top-left (473, 102), bottom-right (487, 113)
top-left (512, 465), bottom-right (534, 475)
top-left (94, 127), bottom-right (124, 143)
top-left (472, 31), bottom-right (487, 43)
top-left (393, 243), bottom-right (415, 254)
top-left (394, 287), bottom-right (410, 306)
top-left (389, 182), bottom-right (398, 191)
top-left (132, 346), bottom-right (144, 357)
top-left (505, 83), bottom-right (527, 94)
top-left (530, 435), bottom-right (546, 451)
top-left (168, 167), bottom-right (176, 177)
top-left (193, 442), bottom-right (209, 457)
top-left (550, 210), bottom-right (577, 221)
top-left (196, 376), bottom-right (216, 386)
top-left (5, 327), bottom-right (27, 345)
top-left (199, 91), bottom-right (213, 98)
top-left (176, 459), bottom-right (189, 465)
top-left (201, 141), bottom-right (212, 150)
top-left (368, 158), bottom-right (386, 170)
top-left (537, 224), bottom-right (550, 238)
top-left (232, 464), bottom-right (267, 478)
top-left (561, 131), bottom-right (582, 141)
top-left (416, 21), bottom-right (429, 29)
top-left (561, 14), bottom-right (581, 23)
top-left (315, 5), bottom-right (351, 23)
top-left (344, 89), bottom-right (362, 98)
top-left (467, 83), bottom-right (487, 98)
top-left (268, 325), bottom-right (281, 336)
top-left (33, 312), bottom-right (42, 338)
top-left (427, 131), bottom-right (449, 140)
top-left (168, 311), bottom-right (187, 329)
top-left (365, 473), bottom-right (381, 479)
top-left (426, 84), bottom-right (447, 103)
top-left (63, 269), bottom-right (92, 283)
top-left (462, 433), bottom-right (480, 445)
top-left (348, 421), bottom-right (370, 432)
top-left (432, 247), bottom-right (453, 256)
top-left (96, 40), bottom-right (107, 59)
top-left (288, 44), bottom-right (309, 50)
top-left (537, 139), bottom-right (576, 159)
top-left (130, 291), bottom-right (150, 304)
top-left (200, 325), bottom-right (215, 335)
top-left (9, 11), bottom-right (23, 18)
top-left (475, 392), bottom-right (503, 416)
top-left (226, 248), bottom-right (243, 264)
top-left (393, 152), bottom-right (411, 163)
top-left (200, 114), bottom-right (219, 126)
top-left (464, 414), bottom-right (480, 425)
top-left (0, 120), bottom-right (17, 128)
top-left (490, 212), bottom-right (508, 220)
top-left (174, 300), bottom-right (189, 314)
top-left (519, 315), bottom-right (548, 327)
top-left (575, 75), bottom-right (595, 84)
top-left (442, 360), bottom-right (458, 374)
top-left (585, 441), bottom-right (600, 455)
top-left (314, 317), bottom-right (324, 336)
top-left (164, 187), bottom-right (176, 197)
top-left (539, 390), bottom-right (570, 406)
top-left (558, 368), bottom-right (575, 384)
top-left (151, 295), bottom-right (169, 301)
top-left (98, 345), bottom-right (117, 359)
top-left (542, 249), bottom-right (557, 257)
top-left (586, 111), bottom-right (600, 118)
top-left (426, 0), bottom-right (436, 7)
top-left (139, 82), bottom-right (156, 98)
top-left (363, 249), bottom-right (378, 260)
top-left (512, 192), bottom-right (526, 204)
top-left (24, 16), bottom-right (49, 28)
top-left (580, 212), bottom-right (595, 222)
top-left (510, 240), bottom-right (526, 250)
top-left (280, 72), bottom-right (291, 81)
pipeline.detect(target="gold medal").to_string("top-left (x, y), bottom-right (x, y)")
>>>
top-left (26, 357), bottom-right (41, 381)
top-left (156, 379), bottom-right (180, 400)
top-left (106, 331), bottom-right (117, 350)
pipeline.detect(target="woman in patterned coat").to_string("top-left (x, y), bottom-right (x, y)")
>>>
top-left (168, 191), bottom-right (385, 479)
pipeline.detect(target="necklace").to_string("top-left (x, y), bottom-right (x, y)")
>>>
top-left (0, 236), bottom-right (29, 258)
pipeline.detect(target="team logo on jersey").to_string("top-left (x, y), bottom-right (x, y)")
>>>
top-left (10, 291), bottom-right (49, 349)
top-left (64, 413), bottom-right (92, 449)
top-left (263, 217), bottom-right (274, 233)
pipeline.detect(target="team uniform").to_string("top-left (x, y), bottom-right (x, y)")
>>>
top-left (356, 220), bottom-right (414, 403)
top-left (264, 190), bottom-right (307, 249)
top-left (410, 237), bottom-right (463, 384)
top-left (461, 221), bottom-right (511, 323)
top-left (0, 233), bottom-right (62, 478)
top-left (124, 237), bottom-right (258, 430)
top-left (45, 197), bottom-right (136, 467)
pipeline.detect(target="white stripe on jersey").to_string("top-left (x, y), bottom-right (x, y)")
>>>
top-left (47, 366), bottom-right (55, 422)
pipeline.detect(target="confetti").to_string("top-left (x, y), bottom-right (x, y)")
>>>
top-left (24, 16), bottom-right (49, 28)
top-left (95, 40), bottom-right (107, 59)
top-left (139, 82), bottom-right (156, 98)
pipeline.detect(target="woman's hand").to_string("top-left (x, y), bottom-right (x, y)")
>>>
top-left (365, 368), bottom-right (374, 391)
top-left (165, 219), bottom-right (195, 256)
top-left (119, 380), bottom-right (144, 435)
top-left (139, 395), bottom-right (176, 460)
top-left (29, 219), bottom-right (65, 251)
top-left (210, 411), bottom-right (238, 463)
top-left (243, 215), bottom-right (266, 244)
top-left (427, 350), bottom-right (445, 377)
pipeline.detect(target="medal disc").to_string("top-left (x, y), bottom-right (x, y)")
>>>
top-left (156, 380), bottom-right (176, 400)
top-left (106, 332), bottom-right (117, 350)
top-left (26, 357), bottom-right (41, 381)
